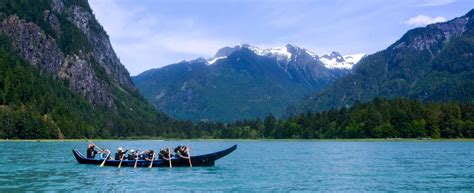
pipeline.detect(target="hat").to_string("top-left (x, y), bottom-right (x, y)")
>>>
top-left (118, 147), bottom-right (123, 151)
top-left (130, 149), bottom-right (135, 153)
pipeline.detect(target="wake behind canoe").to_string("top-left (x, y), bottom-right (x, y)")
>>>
top-left (73, 145), bottom-right (237, 167)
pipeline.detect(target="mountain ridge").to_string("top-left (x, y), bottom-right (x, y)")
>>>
top-left (290, 9), bottom-right (474, 115)
top-left (203, 44), bottom-right (365, 70)
top-left (134, 44), bottom-right (357, 122)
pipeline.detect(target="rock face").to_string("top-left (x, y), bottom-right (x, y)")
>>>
top-left (0, 15), bottom-right (63, 75)
top-left (0, 0), bottom-right (135, 107)
top-left (291, 9), bottom-right (474, 115)
top-left (0, 0), bottom-right (173, 139)
top-left (55, 0), bottom-right (135, 91)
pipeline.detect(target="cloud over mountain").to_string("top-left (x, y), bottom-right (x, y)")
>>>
top-left (405, 15), bottom-right (447, 26)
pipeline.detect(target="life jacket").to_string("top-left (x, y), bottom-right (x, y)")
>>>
top-left (87, 148), bottom-right (96, 158)
top-left (115, 152), bottom-right (124, 160)
top-left (128, 153), bottom-right (135, 160)
top-left (99, 152), bottom-right (109, 160)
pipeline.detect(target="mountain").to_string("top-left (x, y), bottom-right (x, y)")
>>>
top-left (133, 44), bottom-right (364, 122)
top-left (210, 44), bottom-right (365, 70)
top-left (290, 9), bottom-right (474, 115)
top-left (319, 51), bottom-right (367, 69)
top-left (0, 0), bottom-right (172, 139)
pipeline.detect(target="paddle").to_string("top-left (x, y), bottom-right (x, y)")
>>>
top-left (187, 147), bottom-right (192, 167)
top-left (99, 151), bottom-right (110, 167)
top-left (148, 152), bottom-right (155, 168)
top-left (168, 148), bottom-right (172, 168)
top-left (118, 153), bottom-right (126, 168)
top-left (134, 152), bottom-right (139, 168)
top-left (91, 143), bottom-right (103, 152)
top-left (84, 137), bottom-right (103, 152)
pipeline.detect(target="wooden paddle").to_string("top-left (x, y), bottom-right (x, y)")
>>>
top-left (118, 153), bottom-right (126, 168)
top-left (134, 153), bottom-right (139, 168)
top-left (148, 152), bottom-right (155, 168)
top-left (187, 148), bottom-right (192, 167)
top-left (168, 148), bottom-right (172, 168)
top-left (91, 143), bottom-right (103, 152)
top-left (99, 152), bottom-right (110, 167)
top-left (84, 137), bottom-right (103, 152)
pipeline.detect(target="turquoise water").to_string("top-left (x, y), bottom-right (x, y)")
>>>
top-left (0, 141), bottom-right (473, 191)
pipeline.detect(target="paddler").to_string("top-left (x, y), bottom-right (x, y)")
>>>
top-left (145, 150), bottom-right (155, 161)
top-left (174, 145), bottom-right (190, 159)
top-left (86, 143), bottom-right (99, 158)
top-left (158, 148), bottom-right (171, 160)
top-left (114, 147), bottom-right (128, 160)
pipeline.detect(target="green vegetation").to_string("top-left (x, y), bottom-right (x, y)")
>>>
top-left (1, 38), bottom-right (473, 139)
top-left (180, 98), bottom-right (473, 139)
top-left (133, 49), bottom-right (333, 122)
top-left (56, 14), bottom-right (92, 55)
top-left (63, 0), bottom-right (93, 12)
top-left (292, 9), bottom-right (474, 114)
top-left (1, 1), bottom-right (472, 140)
top-left (0, 0), bottom-right (54, 36)
top-left (0, 34), bottom-right (172, 139)
top-left (0, 35), bottom-right (92, 139)
top-left (0, 0), bottom-right (92, 55)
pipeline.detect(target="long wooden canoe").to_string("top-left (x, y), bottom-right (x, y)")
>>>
top-left (73, 145), bottom-right (237, 167)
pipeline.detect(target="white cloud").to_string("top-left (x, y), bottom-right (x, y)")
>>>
top-left (89, 0), bottom-right (236, 75)
top-left (418, 0), bottom-right (456, 7)
top-left (405, 15), bottom-right (447, 26)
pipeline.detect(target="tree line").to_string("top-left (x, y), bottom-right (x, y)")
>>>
top-left (165, 98), bottom-right (474, 139)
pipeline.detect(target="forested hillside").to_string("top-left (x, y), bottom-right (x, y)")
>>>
top-left (134, 44), bottom-right (350, 122)
top-left (1, 1), bottom-right (472, 139)
top-left (119, 98), bottom-right (474, 139)
top-left (0, 0), bottom-right (173, 139)
top-left (290, 9), bottom-right (474, 115)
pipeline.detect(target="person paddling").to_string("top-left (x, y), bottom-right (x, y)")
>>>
top-left (115, 147), bottom-right (128, 160)
top-left (86, 144), bottom-right (99, 159)
top-left (158, 148), bottom-right (171, 160)
top-left (145, 150), bottom-right (155, 161)
top-left (128, 149), bottom-right (136, 160)
top-left (140, 150), bottom-right (149, 160)
top-left (135, 150), bottom-right (142, 160)
top-left (174, 146), bottom-right (190, 158)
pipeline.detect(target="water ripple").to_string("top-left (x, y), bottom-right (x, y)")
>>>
top-left (0, 141), bottom-right (473, 191)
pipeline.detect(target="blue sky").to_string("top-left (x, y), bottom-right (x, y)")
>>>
top-left (89, 0), bottom-right (474, 75)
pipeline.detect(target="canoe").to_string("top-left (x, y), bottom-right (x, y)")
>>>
top-left (72, 145), bottom-right (237, 167)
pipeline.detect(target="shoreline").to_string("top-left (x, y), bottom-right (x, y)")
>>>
top-left (1, 138), bottom-right (474, 142)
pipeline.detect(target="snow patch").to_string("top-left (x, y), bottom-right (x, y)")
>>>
top-left (207, 56), bottom-right (226, 65)
top-left (305, 50), bottom-right (318, 58)
top-left (319, 53), bottom-right (366, 69)
top-left (247, 45), bottom-right (292, 61)
top-left (344, 53), bottom-right (366, 65)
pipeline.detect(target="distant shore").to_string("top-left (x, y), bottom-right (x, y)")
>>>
top-left (1, 138), bottom-right (474, 142)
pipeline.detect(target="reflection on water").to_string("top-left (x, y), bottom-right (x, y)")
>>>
top-left (0, 141), bottom-right (473, 191)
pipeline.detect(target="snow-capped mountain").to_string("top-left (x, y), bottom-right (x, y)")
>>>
top-left (134, 43), bottom-right (357, 122)
top-left (206, 44), bottom-right (365, 70)
top-left (319, 52), bottom-right (367, 69)
top-left (208, 44), bottom-right (294, 65)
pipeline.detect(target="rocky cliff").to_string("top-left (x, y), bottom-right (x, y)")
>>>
top-left (0, 0), bottom-right (170, 139)
top-left (0, 0), bottom-right (134, 107)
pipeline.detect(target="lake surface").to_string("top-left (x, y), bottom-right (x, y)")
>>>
top-left (0, 140), bottom-right (473, 191)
